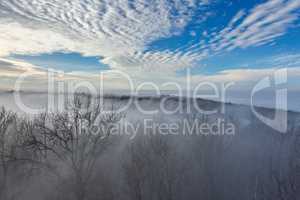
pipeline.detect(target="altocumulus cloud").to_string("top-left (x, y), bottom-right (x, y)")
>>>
top-left (0, 0), bottom-right (210, 71)
top-left (185, 0), bottom-right (300, 57)
top-left (0, 0), bottom-right (299, 89)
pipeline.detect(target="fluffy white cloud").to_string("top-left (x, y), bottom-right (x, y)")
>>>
top-left (0, 0), bottom-right (210, 71)
top-left (0, 0), bottom-right (299, 69)
top-left (0, 0), bottom-right (299, 88)
top-left (2, 57), bottom-right (300, 94)
top-left (0, 58), bottom-right (46, 77)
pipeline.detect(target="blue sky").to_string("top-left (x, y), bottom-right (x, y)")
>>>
top-left (12, 53), bottom-right (109, 72)
top-left (0, 0), bottom-right (300, 91)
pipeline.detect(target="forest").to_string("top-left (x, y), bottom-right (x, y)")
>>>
top-left (0, 94), bottom-right (299, 200)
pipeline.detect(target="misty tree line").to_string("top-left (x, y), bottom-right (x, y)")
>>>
top-left (0, 95), bottom-right (299, 200)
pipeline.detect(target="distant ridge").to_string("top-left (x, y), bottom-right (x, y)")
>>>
top-left (0, 90), bottom-right (298, 114)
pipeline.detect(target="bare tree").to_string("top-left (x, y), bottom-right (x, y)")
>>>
top-left (23, 94), bottom-right (123, 200)
top-left (123, 130), bottom-right (188, 200)
top-left (0, 107), bottom-right (15, 199)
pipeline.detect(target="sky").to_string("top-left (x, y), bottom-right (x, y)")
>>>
top-left (0, 0), bottom-right (300, 94)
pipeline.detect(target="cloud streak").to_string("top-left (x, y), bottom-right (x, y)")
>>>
top-left (206, 0), bottom-right (300, 53)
